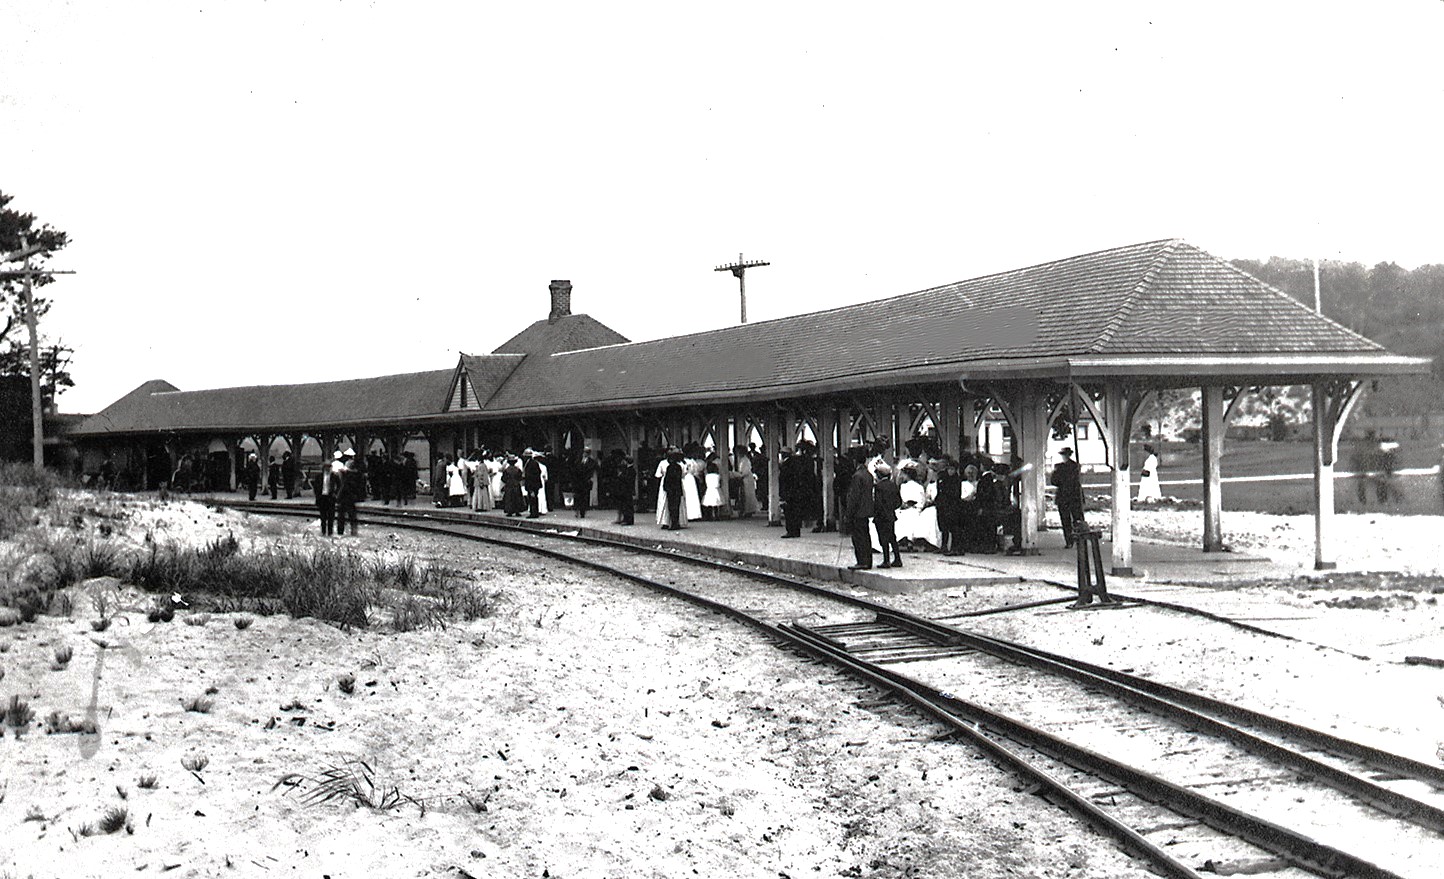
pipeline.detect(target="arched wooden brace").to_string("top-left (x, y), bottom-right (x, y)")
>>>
top-left (1312, 380), bottom-right (1367, 570)
top-left (1201, 386), bottom-right (1246, 552)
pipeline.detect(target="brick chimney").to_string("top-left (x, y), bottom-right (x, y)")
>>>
top-left (548, 280), bottom-right (572, 323)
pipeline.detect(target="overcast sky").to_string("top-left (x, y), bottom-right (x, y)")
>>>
top-left (4, 1), bottom-right (1442, 414)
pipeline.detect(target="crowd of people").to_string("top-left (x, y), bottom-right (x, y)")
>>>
top-left (217, 436), bottom-right (1096, 558)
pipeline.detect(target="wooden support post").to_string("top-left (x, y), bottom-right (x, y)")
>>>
top-left (820, 405), bottom-right (837, 529)
top-left (766, 410), bottom-right (782, 526)
top-left (1017, 385), bottom-right (1047, 553)
top-left (938, 385), bottom-right (961, 460)
top-left (892, 401), bottom-right (908, 458)
top-left (1201, 386), bottom-right (1225, 552)
top-left (1312, 380), bottom-right (1366, 570)
top-left (714, 411), bottom-right (733, 518)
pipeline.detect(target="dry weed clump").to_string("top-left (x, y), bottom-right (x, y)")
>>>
top-left (278, 758), bottom-right (425, 814)
top-left (136, 774), bottom-right (158, 789)
top-left (45, 711), bottom-right (98, 735)
top-left (3, 694), bottom-right (36, 731)
top-left (181, 695), bottom-right (214, 714)
top-left (181, 753), bottom-right (209, 773)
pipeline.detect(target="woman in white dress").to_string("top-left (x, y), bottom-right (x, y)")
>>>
top-left (488, 454), bottom-right (504, 503)
top-left (470, 452), bottom-right (494, 512)
top-left (1136, 444), bottom-right (1162, 503)
top-left (733, 445), bottom-right (759, 517)
top-left (446, 458), bottom-right (467, 507)
top-left (681, 452), bottom-right (703, 521)
top-left (537, 455), bottom-right (551, 514)
top-left (895, 468), bottom-right (942, 550)
top-left (702, 454), bottom-right (724, 519)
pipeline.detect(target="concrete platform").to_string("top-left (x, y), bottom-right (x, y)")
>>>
top-left (229, 495), bottom-right (1444, 661)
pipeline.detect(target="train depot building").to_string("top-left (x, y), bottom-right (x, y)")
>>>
top-left (71, 240), bottom-right (1429, 574)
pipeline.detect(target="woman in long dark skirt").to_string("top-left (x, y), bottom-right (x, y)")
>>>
top-left (501, 455), bottom-right (527, 516)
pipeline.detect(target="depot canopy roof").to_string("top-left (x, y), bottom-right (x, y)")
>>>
top-left (73, 239), bottom-right (1430, 437)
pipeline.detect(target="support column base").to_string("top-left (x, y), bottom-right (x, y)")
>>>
top-left (1314, 561), bottom-right (1338, 571)
top-left (1202, 544), bottom-right (1226, 553)
top-left (1110, 566), bottom-right (1136, 577)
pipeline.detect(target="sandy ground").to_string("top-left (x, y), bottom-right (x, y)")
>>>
top-left (2, 492), bottom-right (1443, 878)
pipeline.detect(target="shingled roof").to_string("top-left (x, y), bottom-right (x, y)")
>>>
top-left (476, 239), bottom-right (1412, 414)
top-left (72, 369), bottom-right (454, 436)
top-left (72, 240), bottom-right (1427, 436)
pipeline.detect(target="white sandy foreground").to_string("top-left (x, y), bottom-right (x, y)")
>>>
top-left (2, 495), bottom-right (1443, 878)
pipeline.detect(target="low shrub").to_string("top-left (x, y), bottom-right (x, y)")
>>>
top-left (181, 696), bottom-right (213, 714)
top-left (233, 616), bottom-right (253, 630)
top-left (3, 694), bottom-right (35, 729)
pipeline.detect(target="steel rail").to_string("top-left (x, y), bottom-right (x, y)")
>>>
top-left (784, 623), bottom-right (1406, 879)
top-left (222, 501), bottom-right (1444, 838)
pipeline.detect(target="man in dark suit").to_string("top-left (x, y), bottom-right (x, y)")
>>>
top-left (575, 447), bottom-right (599, 518)
top-left (778, 447), bottom-right (811, 538)
top-left (523, 449), bottom-right (544, 518)
top-left (1052, 447), bottom-right (1085, 546)
top-left (311, 452), bottom-right (343, 536)
top-left (615, 454), bottom-right (636, 525)
top-left (337, 449), bottom-right (365, 536)
top-left (281, 451), bottom-right (299, 499)
top-left (842, 456), bottom-right (876, 569)
top-left (242, 453), bottom-right (261, 501)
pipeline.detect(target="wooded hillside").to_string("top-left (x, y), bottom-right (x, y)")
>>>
top-left (1229, 257), bottom-right (1443, 417)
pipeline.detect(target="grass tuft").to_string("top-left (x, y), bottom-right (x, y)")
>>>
top-left (336, 673), bottom-right (355, 695)
top-left (137, 774), bottom-right (158, 789)
top-left (233, 616), bottom-right (253, 630)
top-left (287, 758), bottom-right (424, 814)
top-left (181, 696), bottom-right (213, 714)
top-left (183, 612), bottom-right (211, 627)
top-left (53, 643), bottom-right (73, 666)
top-left (96, 805), bottom-right (128, 834)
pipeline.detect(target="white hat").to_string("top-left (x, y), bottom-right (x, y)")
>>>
top-left (343, 448), bottom-right (356, 457)
top-left (332, 451), bottom-right (344, 460)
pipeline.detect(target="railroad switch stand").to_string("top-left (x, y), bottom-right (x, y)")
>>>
top-left (1071, 526), bottom-right (1114, 608)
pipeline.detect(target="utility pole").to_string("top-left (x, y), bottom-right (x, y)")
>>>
top-left (2, 234), bottom-right (74, 472)
top-left (714, 253), bottom-right (769, 324)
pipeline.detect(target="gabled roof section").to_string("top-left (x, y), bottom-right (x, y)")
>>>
top-left (1094, 241), bottom-right (1384, 354)
top-left (70, 370), bottom-right (454, 435)
top-left (491, 313), bottom-right (629, 355)
top-left (445, 353), bottom-right (526, 412)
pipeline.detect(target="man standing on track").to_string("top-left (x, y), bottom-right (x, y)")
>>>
top-left (337, 449), bottom-right (364, 536)
top-left (311, 452), bottom-right (342, 536)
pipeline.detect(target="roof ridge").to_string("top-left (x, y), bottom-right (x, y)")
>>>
top-left (1213, 256), bottom-right (1385, 352)
top-left (147, 368), bottom-right (454, 397)
top-left (1086, 239), bottom-right (1184, 353)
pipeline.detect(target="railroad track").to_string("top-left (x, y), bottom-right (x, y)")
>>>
top-left (221, 500), bottom-right (1444, 878)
